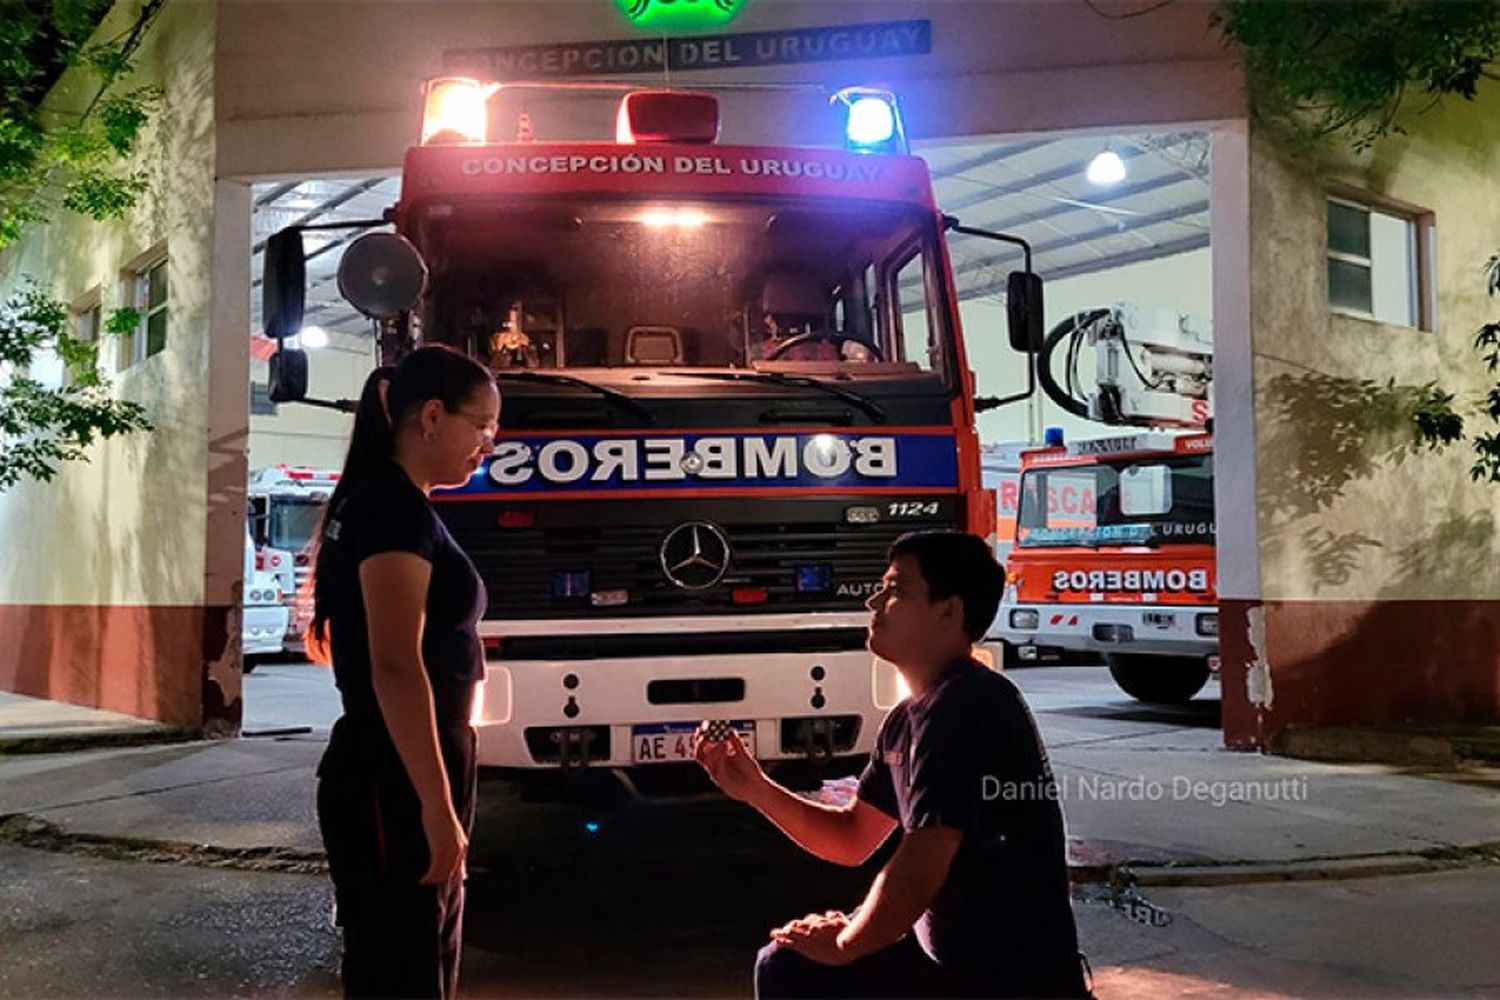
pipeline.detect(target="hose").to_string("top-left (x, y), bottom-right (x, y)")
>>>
top-left (1037, 309), bottom-right (1110, 419)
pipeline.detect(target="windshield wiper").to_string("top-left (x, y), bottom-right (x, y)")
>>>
top-left (658, 371), bottom-right (887, 423)
top-left (492, 370), bottom-right (655, 425)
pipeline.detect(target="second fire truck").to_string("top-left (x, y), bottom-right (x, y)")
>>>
top-left (993, 303), bottom-right (1218, 702)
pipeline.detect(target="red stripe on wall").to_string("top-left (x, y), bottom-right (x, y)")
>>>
top-left (0, 604), bottom-right (232, 729)
top-left (1218, 598), bottom-right (1500, 749)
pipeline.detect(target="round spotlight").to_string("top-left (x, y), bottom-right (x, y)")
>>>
top-left (1086, 149), bottom-right (1127, 186)
top-left (298, 325), bottom-right (329, 349)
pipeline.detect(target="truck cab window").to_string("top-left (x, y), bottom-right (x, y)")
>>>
top-left (412, 199), bottom-right (950, 379)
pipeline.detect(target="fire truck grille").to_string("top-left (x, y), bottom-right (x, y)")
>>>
top-left (436, 498), bottom-right (957, 619)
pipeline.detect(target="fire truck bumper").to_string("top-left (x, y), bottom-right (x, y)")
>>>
top-left (471, 641), bottom-right (889, 771)
top-left (995, 602), bottom-right (1218, 658)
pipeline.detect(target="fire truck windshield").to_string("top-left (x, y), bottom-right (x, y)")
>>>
top-left (268, 499), bottom-right (324, 554)
top-left (1015, 453), bottom-right (1214, 549)
top-left (411, 197), bottom-right (951, 380)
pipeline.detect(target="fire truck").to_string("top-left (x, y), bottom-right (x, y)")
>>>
top-left (993, 303), bottom-right (1216, 701)
top-left (259, 81), bottom-right (1044, 790)
top-left (248, 466), bottom-right (339, 653)
top-left (996, 432), bottom-right (1217, 702)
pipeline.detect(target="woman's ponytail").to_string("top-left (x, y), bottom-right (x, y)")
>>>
top-left (308, 366), bottom-right (398, 654)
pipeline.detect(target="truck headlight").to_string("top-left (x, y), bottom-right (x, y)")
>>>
top-left (1009, 609), bottom-right (1040, 630)
top-left (1196, 613), bottom-right (1219, 637)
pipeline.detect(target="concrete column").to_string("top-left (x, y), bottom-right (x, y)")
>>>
top-left (201, 179), bottom-right (254, 736)
top-left (1209, 122), bottom-right (1265, 749)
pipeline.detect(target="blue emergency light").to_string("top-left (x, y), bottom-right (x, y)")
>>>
top-left (553, 571), bottom-right (591, 599)
top-left (833, 87), bottom-right (906, 154)
top-left (796, 564), bottom-right (834, 594)
top-left (847, 98), bottom-right (895, 146)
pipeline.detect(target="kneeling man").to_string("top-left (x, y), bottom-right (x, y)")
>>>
top-left (696, 531), bottom-right (1088, 998)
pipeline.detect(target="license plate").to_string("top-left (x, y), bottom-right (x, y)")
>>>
top-left (1142, 612), bottom-right (1176, 629)
top-left (631, 721), bottom-right (756, 765)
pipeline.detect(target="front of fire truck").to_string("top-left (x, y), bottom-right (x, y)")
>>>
top-left (264, 81), bottom-right (1038, 796)
top-left (997, 432), bottom-right (1218, 703)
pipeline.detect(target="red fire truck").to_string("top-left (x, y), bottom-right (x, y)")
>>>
top-left (261, 81), bottom-right (1042, 792)
top-left (996, 431), bottom-right (1217, 702)
top-left (248, 466), bottom-right (339, 653)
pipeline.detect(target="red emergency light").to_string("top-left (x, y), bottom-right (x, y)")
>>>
top-left (731, 587), bottom-right (769, 606)
top-left (275, 465), bottom-right (339, 482)
top-left (616, 91), bottom-right (719, 145)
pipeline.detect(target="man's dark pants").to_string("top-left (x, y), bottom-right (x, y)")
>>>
top-left (755, 937), bottom-right (962, 999)
top-left (755, 937), bottom-right (1092, 999)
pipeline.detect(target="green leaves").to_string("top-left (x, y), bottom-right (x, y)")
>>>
top-left (0, 281), bottom-right (152, 490)
top-left (1473, 435), bottom-right (1500, 483)
top-left (0, 2), bottom-right (163, 490)
top-left (1408, 247), bottom-right (1500, 485)
top-left (0, 2), bottom-right (164, 248)
top-left (0, 280), bottom-right (66, 365)
top-left (1411, 384), bottom-right (1465, 449)
top-left (104, 306), bottom-right (138, 335)
top-left (1214, 0), bottom-right (1500, 151)
top-left (98, 86), bottom-right (158, 155)
top-left (0, 378), bottom-right (151, 490)
top-left (61, 168), bottom-right (146, 219)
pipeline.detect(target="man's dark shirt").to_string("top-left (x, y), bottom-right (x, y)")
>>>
top-left (857, 658), bottom-right (1082, 993)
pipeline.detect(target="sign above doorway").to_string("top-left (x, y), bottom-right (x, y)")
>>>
top-left (444, 20), bottom-right (932, 80)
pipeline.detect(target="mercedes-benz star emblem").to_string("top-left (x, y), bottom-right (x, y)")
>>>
top-left (659, 521), bottom-right (731, 590)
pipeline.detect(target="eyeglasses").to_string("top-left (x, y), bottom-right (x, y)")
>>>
top-left (452, 408), bottom-right (499, 438)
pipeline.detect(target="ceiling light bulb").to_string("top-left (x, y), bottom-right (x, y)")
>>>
top-left (1086, 149), bottom-right (1127, 186)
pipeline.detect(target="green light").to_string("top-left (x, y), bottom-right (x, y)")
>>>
top-left (614, 0), bottom-right (747, 31)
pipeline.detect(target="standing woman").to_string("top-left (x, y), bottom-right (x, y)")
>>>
top-left (309, 345), bottom-right (499, 999)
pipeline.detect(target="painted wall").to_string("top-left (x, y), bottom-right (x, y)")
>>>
top-left (0, 0), bottom-right (222, 726)
top-left (1, 0), bottom-right (1249, 730)
top-left (214, 0), bottom-right (1241, 180)
top-left (1223, 81), bottom-right (1500, 743)
top-left (249, 342), bottom-right (371, 470)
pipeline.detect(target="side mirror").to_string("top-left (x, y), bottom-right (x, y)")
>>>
top-left (1006, 271), bottom-right (1044, 353)
top-left (268, 349), bottom-right (309, 403)
top-left (262, 228), bottom-right (307, 341)
top-left (338, 233), bottom-right (429, 319)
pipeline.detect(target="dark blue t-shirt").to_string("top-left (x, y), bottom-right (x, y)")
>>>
top-left (857, 658), bottom-right (1083, 994)
top-left (317, 461), bottom-right (486, 784)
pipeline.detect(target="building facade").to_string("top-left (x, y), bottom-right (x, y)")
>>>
top-left (0, 0), bottom-right (1495, 746)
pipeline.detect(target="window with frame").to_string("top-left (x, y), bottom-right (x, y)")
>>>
top-left (1326, 197), bottom-right (1428, 329)
top-left (890, 245), bottom-right (943, 377)
top-left (67, 292), bottom-right (101, 386)
top-left (119, 255), bottom-right (167, 370)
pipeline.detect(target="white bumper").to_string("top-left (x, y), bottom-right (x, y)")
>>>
top-left (243, 605), bottom-right (290, 656)
top-left (995, 602), bottom-right (1217, 658)
top-left (472, 613), bottom-right (894, 769)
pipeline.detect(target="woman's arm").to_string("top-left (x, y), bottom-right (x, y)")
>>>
top-left (359, 551), bottom-right (466, 885)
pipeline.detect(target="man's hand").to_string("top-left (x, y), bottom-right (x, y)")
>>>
top-left (693, 724), bottom-right (767, 804)
top-left (770, 911), bottom-right (855, 967)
